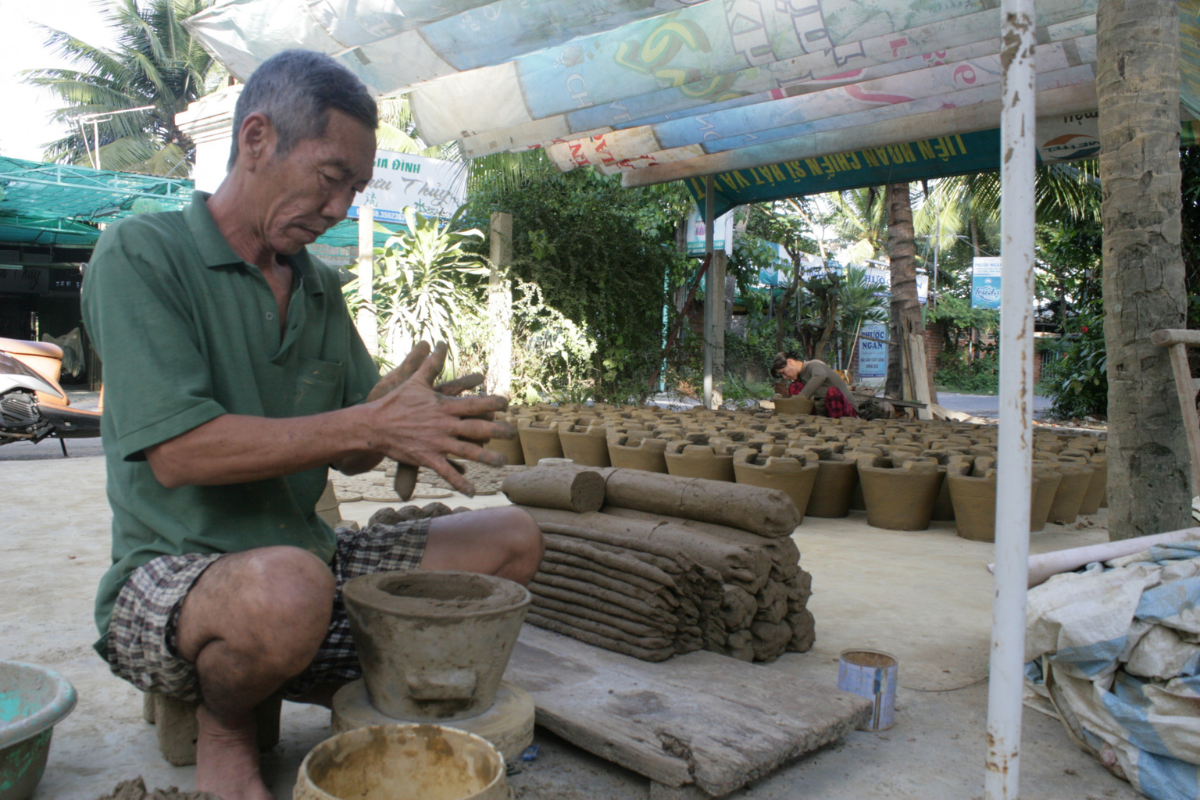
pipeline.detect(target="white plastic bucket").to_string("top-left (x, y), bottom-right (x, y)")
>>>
top-left (837, 649), bottom-right (898, 731)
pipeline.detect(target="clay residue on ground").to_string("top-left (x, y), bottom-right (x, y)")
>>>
top-left (95, 777), bottom-right (220, 800)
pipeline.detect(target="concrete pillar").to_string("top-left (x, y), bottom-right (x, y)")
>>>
top-left (356, 207), bottom-right (378, 357)
top-left (175, 84), bottom-right (243, 193)
top-left (487, 212), bottom-right (513, 397)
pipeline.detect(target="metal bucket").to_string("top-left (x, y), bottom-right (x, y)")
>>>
top-left (294, 724), bottom-right (507, 800)
top-left (837, 649), bottom-right (898, 731)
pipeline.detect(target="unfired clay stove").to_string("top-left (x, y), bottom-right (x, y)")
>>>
top-left (331, 570), bottom-right (535, 761)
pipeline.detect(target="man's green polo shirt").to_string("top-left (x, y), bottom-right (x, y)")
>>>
top-left (82, 192), bottom-right (379, 659)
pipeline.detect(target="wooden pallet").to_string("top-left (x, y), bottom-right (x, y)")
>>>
top-left (505, 625), bottom-right (871, 798)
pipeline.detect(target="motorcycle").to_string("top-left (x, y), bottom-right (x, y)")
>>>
top-left (0, 337), bottom-right (102, 455)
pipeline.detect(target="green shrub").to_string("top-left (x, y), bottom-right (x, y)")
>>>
top-left (1042, 311), bottom-right (1107, 418)
top-left (935, 353), bottom-right (1000, 394)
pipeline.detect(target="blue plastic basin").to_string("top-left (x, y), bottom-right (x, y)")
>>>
top-left (0, 662), bottom-right (77, 800)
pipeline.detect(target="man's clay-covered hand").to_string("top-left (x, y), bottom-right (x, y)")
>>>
top-left (366, 342), bottom-right (515, 497)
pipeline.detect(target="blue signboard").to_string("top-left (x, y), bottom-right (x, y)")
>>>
top-left (972, 257), bottom-right (1002, 309)
top-left (858, 323), bottom-right (888, 379)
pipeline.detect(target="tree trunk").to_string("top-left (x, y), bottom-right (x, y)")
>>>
top-left (886, 183), bottom-right (921, 398)
top-left (1098, 0), bottom-right (1191, 540)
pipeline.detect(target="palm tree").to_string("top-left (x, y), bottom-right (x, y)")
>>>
top-left (1097, 0), bottom-right (1191, 540)
top-left (24, 0), bottom-right (220, 176)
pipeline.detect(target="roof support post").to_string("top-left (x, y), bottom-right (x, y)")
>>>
top-left (985, 1), bottom-right (1037, 798)
top-left (356, 206), bottom-right (378, 357)
top-left (703, 175), bottom-right (715, 409)
top-left (487, 211), bottom-right (513, 398)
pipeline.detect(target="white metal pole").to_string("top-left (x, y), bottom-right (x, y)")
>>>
top-left (703, 175), bottom-right (715, 409)
top-left (985, 1), bottom-right (1037, 798)
top-left (356, 206), bottom-right (379, 357)
top-left (94, 119), bottom-right (102, 171)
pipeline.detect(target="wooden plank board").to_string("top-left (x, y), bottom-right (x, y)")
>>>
top-left (1166, 341), bottom-right (1200, 498)
top-left (907, 332), bottom-right (934, 420)
top-left (506, 625), bottom-right (871, 797)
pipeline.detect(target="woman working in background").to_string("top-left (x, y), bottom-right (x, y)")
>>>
top-left (771, 352), bottom-right (859, 419)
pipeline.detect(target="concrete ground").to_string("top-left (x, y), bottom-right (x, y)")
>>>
top-left (935, 391), bottom-right (1054, 420)
top-left (1, 450), bottom-right (1140, 800)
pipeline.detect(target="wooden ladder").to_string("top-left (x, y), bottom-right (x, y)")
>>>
top-left (1151, 328), bottom-right (1200, 497)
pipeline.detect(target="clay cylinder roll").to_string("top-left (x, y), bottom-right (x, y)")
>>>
top-left (602, 468), bottom-right (801, 538)
top-left (806, 456), bottom-right (860, 518)
top-left (343, 570), bottom-right (530, 722)
top-left (857, 457), bottom-right (944, 531)
top-left (1046, 463), bottom-right (1094, 524)
top-left (732, 449), bottom-right (819, 523)
top-left (501, 466), bottom-right (607, 513)
top-left (558, 425), bottom-right (612, 468)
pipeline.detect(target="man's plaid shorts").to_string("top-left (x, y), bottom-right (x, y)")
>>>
top-left (104, 519), bottom-right (431, 703)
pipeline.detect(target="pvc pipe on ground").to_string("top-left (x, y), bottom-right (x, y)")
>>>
top-left (985, 3), bottom-right (1037, 799)
top-left (988, 527), bottom-right (1200, 588)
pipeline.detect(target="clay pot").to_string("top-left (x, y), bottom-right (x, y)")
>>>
top-left (343, 571), bottom-right (530, 721)
top-left (806, 456), bottom-right (860, 518)
top-left (857, 457), bottom-right (945, 531)
top-left (517, 420), bottom-right (564, 466)
top-left (1046, 463), bottom-right (1094, 524)
top-left (1030, 469), bottom-right (1063, 532)
top-left (294, 724), bottom-right (507, 800)
top-left (1077, 456), bottom-right (1107, 516)
top-left (558, 425), bottom-right (611, 468)
top-left (607, 435), bottom-right (669, 473)
top-left (483, 427), bottom-right (524, 466)
top-left (774, 395), bottom-right (815, 416)
top-left (664, 442), bottom-right (736, 482)
top-left (948, 472), bottom-right (996, 542)
top-left (732, 449), bottom-right (819, 522)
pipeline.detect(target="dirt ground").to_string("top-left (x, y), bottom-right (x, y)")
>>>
top-left (1, 452), bottom-right (1141, 800)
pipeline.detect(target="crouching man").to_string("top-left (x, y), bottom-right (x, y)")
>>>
top-left (82, 49), bottom-right (542, 800)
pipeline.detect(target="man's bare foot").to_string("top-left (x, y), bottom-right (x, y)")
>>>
top-left (195, 706), bottom-right (272, 800)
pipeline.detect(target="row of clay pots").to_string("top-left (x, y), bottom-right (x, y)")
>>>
top-left (947, 457), bottom-right (1108, 542)
top-left (485, 405), bottom-right (1107, 534)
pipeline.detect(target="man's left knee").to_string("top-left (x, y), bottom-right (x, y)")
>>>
top-left (490, 506), bottom-right (543, 585)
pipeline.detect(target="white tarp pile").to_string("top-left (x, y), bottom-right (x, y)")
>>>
top-left (1025, 542), bottom-right (1200, 799)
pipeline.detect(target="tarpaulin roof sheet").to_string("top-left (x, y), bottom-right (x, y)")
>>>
top-left (0, 157), bottom-right (194, 245)
top-left (185, 0), bottom-right (1199, 205)
top-left (0, 157), bottom-right (401, 248)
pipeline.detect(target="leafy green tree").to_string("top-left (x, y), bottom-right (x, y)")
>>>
top-left (367, 208), bottom-right (491, 374)
top-left (25, 0), bottom-right (221, 175)
top-left (467, 167), bottom-right (691, 402)
top-left (738, 200), bottom-right (821, 353)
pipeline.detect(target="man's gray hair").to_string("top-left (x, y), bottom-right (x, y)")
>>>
top-left (227, 49), bottom-right (378, 169)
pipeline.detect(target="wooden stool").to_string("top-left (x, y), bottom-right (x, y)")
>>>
top-left (142, 691), bottom-right (283, 766)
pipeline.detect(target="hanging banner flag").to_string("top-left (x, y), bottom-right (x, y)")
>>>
top-left (858, 323), bottom-right (889, 379)
top-left (685, 209), bottom-right (736, 256)
top-left (349, 149), bottom-right (467, 223)
top-left (972, 257), bottom-right (1003, 309)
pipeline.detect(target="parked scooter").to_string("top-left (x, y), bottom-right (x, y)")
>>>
top-left (0, 337), bottom-right (101, 455)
